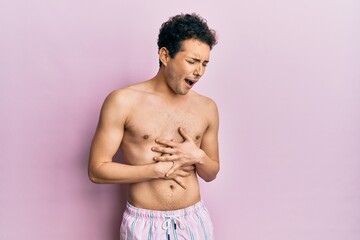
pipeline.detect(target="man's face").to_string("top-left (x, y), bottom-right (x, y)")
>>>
top-left (164, 38), bottom-right (211, 95)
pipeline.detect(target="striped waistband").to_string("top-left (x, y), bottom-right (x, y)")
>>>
top-left (124, 201), bottom-right (207, 219)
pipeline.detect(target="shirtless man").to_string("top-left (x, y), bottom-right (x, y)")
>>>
top-left (88, 13), bottom-right (219, 239)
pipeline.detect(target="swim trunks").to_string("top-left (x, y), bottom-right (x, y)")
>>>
top-left (120, 201), bottom-right (214, 240)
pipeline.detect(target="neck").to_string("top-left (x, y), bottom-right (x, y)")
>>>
top-left (148, 69), bottom-right (187, 99)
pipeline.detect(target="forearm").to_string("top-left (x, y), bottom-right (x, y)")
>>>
top-left (89, 161), bottom-right (160, 184)
top-left (195, 150), bottom-right (220, 182)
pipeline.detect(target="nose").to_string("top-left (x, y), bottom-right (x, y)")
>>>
top-left (193, 63), bottom-right (205, 77)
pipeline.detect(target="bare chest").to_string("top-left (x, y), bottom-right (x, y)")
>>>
top-left (124, 102), bottom-right (207, 143)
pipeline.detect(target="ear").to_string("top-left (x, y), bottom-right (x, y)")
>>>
top-left (159, 47), bottom-right (170, 66)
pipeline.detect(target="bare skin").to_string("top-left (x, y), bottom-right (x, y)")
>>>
top-left (88, 39), bottom-right (220, 211)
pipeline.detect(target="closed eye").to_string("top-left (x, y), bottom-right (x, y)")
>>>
top-left (186, 58), bottom-right (209, 67)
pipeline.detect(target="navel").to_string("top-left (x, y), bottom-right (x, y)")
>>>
top-left (143, 134), bottom-right (149, 140)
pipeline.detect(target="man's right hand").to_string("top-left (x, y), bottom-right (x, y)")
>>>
top-left (154, 161), bottom-right (194, 189)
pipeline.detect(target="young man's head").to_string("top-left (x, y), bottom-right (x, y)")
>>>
top-left (157, 13), bottom-right (217, 67)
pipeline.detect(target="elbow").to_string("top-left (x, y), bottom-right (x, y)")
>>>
top-left (88, 172), bottom-right (99, 184)
top-left (89, 174), bottom-right (106, 184)
top-left (203, 166), bottom-right (220, 182)
top-left (201, 170), bottom-right (219, 182)
top-left (89, 174), bottom-right (100, 184)
top-left (88, 169), bottom-right (105, 184)
top-left (198, 163), bottom-right (220, 182)
top-left (88, 160), bottom-right (108, 184)
top-left (203, 174), bottom-right (217, 182)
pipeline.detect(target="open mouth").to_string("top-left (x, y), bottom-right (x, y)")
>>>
top-left (185, 79), bottom-right (195, 87)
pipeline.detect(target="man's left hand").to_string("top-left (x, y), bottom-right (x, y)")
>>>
top-left (151, 127), bottom-right (205, 177)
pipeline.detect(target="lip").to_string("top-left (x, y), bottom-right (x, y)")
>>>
top-left (184, 79), bottom-right (197, 88)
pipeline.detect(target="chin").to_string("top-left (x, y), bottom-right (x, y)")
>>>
top-left (173, 88), bottom-right (189, 96)
top-left (178, 90), bottom-right (190, 95)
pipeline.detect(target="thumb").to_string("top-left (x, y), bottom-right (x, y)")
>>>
top-left (178, 127), bottom-right (191, 141)
top-left (165, 161), bottom-right (176, 177)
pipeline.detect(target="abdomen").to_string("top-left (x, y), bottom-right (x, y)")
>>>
top-left (128, 173), bottom-right (201, 210)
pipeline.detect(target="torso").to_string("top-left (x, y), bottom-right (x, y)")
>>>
top-left (119, 83), bottom-right (210, 210)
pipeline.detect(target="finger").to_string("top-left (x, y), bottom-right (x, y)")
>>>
top-left (178, 127), bottom-right (191, 141)
top-left (151, 146), bottom-right (176, 154)
top-left (177, 170), bottom-right (191, 177)
top-left (161, 152), bottom-right (172, 156)
top-left (155, 138), bottom-right (177, 147)
top-left (173, 177), bottom-right (186, 189)
top-left (153, 155), bottom-right (178, 162)
top-left (165, 162), bottom-right (176, 177)
top-left (182, 165), bottom-right (195, 172)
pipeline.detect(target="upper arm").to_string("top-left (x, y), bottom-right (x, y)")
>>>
top-left (200, 99), bottom-right (220, 164)
top-left (89, 90), bottom-right (129, 169)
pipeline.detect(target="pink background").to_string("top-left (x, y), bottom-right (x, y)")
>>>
top-left (1, 0), bottom-right (359, 239)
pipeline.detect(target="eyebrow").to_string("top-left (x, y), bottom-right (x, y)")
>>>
top-left (188, 57), bottom-right (210, 63)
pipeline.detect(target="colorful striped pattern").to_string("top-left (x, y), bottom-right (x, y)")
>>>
top-left (120, 201), bottom-right (214, 240)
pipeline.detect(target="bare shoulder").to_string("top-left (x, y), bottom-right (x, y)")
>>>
top-left (191, 91), bottom-right (219, 113)
top-left (99, 82), bottom-right (150, 125)
top-left (103, 82), bottom-right (148, 108)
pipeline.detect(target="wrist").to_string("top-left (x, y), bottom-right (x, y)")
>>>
top-left (196, 149), bottom-right (207, 165)
top-left (152, 162), bottom-right (163, 179)
top-left (152, 161), bottom-right (171, 179)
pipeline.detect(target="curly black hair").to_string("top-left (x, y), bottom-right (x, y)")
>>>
top-left (157, 13), bottom-right (217, 67)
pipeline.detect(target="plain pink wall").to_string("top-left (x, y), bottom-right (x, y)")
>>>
top-left (1, 0), bottom-right (359, 239)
